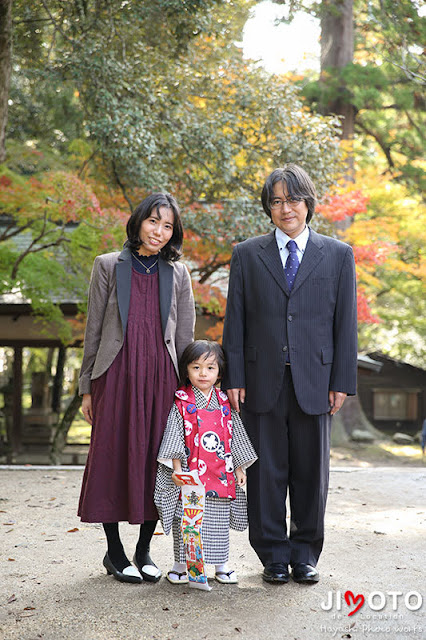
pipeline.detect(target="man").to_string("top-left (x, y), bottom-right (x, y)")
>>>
top-left (222, 164), bottom-right (357, 584)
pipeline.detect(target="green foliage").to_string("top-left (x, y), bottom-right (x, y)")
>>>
top-left (0, 158), bottom-right (128, 342)
top-left (8, 0), bottom-right (343, 202)
top-left (288, 0), bottom-right (425, 193)
top-left (2, 0), bottom-right (344, 341)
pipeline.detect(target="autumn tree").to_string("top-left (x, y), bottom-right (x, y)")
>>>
top-left (3, 0), bottom-right (343, 331)
top-left (318, 171), bottom-right (426, 367)
top-left (277, 0), bottom-right (425, 193)
top-left (0, 167), bottom-right (128, 342)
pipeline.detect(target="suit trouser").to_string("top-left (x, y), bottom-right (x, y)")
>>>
top-left (242, 366), bottom-right (331, 567)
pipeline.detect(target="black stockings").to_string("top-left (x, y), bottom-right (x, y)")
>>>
top-left (103, 520), bottom-right (157, 571)
top-left (135, 520), bottom-right (157, 568)
top-left (103, 522), bottom-right (128, 571)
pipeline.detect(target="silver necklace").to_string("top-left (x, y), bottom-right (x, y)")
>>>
top-left (133, 252), bottom-right (159, 273)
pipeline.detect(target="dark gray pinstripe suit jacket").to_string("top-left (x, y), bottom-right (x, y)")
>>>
top-left (222, 228), bottom-right (357, 416)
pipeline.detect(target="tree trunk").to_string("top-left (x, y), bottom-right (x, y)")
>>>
top-left (50, 387), bottom-right (82, 465)
top-left (51, 346), bottom-right (66, 414)
top-left (320, 0), bottom-right (354, 140)
top-left (331, 394), bottom-right (385, 447)
top-left (320, 0), bottom-right (355, 209)
top-left (12, 345), bottom-right (23, 455)
top-left (0, 0), bottom-right (12, 163)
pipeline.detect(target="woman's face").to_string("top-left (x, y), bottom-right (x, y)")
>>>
top-left (138, 206), bottom-right (174, 256)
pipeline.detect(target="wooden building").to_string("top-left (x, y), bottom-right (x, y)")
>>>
top-left (0, 215), bottom-right (83, 456)
top-left (0, 293), bottom-right (82, 455)
top-left (357, 352), bottom-right (426, 436)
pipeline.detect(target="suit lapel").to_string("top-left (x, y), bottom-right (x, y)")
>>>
top-left (158, 257), bottom-right (173, 336)
top-left (258, 231), bottom-right (290, 296)
top-left (116, 247), bottom-right (132, 334)
top-left (291, 228), bottom-right (324, 294)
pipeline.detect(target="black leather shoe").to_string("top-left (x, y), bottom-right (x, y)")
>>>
top-left (292, 563), bottom-right (319, 583)
top-left (133, 552), bottom-right (161, 583)
top-left (103, 553), bottom-right (142, 583)
top-left (262, 562), bottom-right (290, 584)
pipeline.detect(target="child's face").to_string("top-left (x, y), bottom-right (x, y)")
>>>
top-left (187, 354), bottom-right (219, 393)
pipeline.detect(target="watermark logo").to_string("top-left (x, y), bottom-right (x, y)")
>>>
top-left (321, 590), bottom-right (423, 617)
top-left (344, 591), bottom-right (365, 616)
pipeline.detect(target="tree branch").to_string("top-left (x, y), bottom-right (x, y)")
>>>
top-left (355, 119), bottom-right (395, 172)
top-left (78, 149), bottom-right (98, 178)
top-left (39, 0), bottom-right (73, 44)
top-left (10, 210), bottom-right (69, 279)
top-left (0, 221), bottom-right (34, 242)
top-left (111, 160), bottom-right (134, 212)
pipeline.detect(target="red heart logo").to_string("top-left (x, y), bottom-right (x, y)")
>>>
top-left (344, 590), bottom-right (365, 616)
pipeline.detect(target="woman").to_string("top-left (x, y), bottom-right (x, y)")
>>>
top-left (78, 192), bottom-right (195, 584)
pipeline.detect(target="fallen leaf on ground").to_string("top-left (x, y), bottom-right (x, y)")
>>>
top-left (67, 528), bottom-right (79, 533)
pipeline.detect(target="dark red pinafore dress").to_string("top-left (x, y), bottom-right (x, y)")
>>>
top-left (78, 267), bottom-right (177, 524)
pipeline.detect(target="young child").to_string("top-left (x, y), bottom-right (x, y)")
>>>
top-left (154, 340), bottom-right (257, 585)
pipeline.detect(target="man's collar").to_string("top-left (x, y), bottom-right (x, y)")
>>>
top-left (275, 226), bottom-right (310, 252)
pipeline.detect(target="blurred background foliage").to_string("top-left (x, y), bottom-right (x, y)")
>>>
top-left (0, 0), bottom-right (424, 367)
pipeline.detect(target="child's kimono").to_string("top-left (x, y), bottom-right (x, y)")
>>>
top-left (154, 384), bottom-right (257, 564)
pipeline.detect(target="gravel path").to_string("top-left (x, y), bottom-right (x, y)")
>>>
top-left (0, 466), bottom-right (425, 640)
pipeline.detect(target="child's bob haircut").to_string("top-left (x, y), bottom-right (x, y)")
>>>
top-left (178, 340), bottom-right (226, 387)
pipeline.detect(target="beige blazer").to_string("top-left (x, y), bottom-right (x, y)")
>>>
top-left (79, 247), bottom-right (196, 395)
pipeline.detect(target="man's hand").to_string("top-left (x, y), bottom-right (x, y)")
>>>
top-left (329, 391), bottom-right (347, 415)
top-left (227, 388), bottom-right (246, 412)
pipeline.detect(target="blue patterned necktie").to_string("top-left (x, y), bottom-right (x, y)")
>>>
top-left (285, 239), bottom-right (300, 291)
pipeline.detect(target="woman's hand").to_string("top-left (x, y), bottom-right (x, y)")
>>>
top-left (235, 466), bottom-right (246, 487)
top-left (81, 394), bottom-right (93, 425)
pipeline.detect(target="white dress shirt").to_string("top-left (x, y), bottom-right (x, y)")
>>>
top-left (275, 225), bottom-right (310, 271)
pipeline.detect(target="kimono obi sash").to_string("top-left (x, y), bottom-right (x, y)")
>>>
top-left (175, 386), bottom-right (236, 499)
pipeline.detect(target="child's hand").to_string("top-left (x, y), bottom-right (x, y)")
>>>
top-left (235, 467), bottom-right (246, 487)
top-left (172, 471), bottom-right (185, 487)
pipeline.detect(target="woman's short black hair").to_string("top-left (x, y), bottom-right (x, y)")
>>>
top-left (178, 340), bottom-right (226, 387)
top-left (261, 164), bottom-right (317, 225)
top-left (125, 192), bottom-right (183, 261)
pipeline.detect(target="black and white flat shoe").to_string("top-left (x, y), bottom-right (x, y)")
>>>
top-left (133, 553), bottom-right (162, 583)
top-left (103, 553), bottom-right (142, 584)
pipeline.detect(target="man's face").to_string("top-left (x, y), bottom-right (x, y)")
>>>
top-left (270, 181), bottom-right (308, 239)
